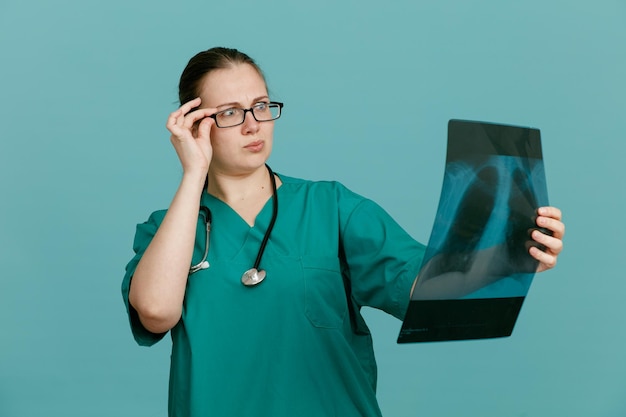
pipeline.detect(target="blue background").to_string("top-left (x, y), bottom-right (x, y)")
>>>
top-left (1, 1), bottom-right (624, 416)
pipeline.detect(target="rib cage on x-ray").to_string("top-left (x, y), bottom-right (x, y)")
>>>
top-left (398, 120), bottom-right (549, 343)
top-left (420, 154), bottom-right (548, 299)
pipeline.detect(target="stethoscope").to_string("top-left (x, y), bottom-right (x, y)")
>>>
top-left (189, 165), bottom-right (278, 287)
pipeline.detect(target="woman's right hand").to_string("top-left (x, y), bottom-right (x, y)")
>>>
top-left (166, 97), bottom-right (217, 178)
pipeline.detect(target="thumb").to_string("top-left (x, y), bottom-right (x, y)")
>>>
top-left (197, 117), bottom-right (213, 143)
top-left (197, 117), bottom-right (213, 156)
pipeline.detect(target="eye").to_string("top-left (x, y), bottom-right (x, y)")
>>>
top-left (253, 102), bottom-right (269, 112)
top-left (220, 108), bottom-right (239, 118)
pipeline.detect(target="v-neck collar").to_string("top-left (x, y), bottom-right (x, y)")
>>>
top-left (200, 175), bottom-right (282, 230)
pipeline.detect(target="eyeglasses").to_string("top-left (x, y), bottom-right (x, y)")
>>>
top-left (209, 102), bottom-right (284, 128)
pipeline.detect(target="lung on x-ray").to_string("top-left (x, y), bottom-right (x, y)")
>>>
top-left (398, 120), bottom-right (549, 343)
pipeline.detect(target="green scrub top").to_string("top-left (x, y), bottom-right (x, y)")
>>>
top-left (122, 174), bottom-right (425, 417)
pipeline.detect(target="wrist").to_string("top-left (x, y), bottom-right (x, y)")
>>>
top-left (181, 171), bottom-right (208, 190)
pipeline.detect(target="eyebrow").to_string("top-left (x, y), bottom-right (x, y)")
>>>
top-left (216, 95), bottom-right (270, 109)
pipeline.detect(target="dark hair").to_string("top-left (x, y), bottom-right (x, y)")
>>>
top-left (178, 47), bottom-right (265, 105)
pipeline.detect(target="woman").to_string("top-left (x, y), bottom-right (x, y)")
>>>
top-left (122, 47), bottom-right (564, 417)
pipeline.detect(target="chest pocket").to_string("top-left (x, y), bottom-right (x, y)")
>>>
top-left (302, 256), bottom-right (348, 329)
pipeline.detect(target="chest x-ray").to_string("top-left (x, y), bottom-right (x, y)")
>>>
top-left (398, 120), bottom-right (549, 343)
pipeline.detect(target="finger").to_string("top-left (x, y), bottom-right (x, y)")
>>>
top-left (536, 215), bottom-right (565, 240)
top-left (537, 206), bottom-right (562, 221)
top-left (166, 98), bottom-right (202, 128)
top-left (167, 104), bottom-right (195, 131)
top-left (531, 229), bottom-right (563, 255)
top-left (166, 108), bottom-right (184, 130)
top-left (183, 108), bottom-right (217, 130)
top-left (179, 97), bottom-right (202, 115)
top-left (529, 246), bottom-right (557, 271)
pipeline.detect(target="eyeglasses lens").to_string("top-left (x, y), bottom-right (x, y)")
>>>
top-left (215, 103), bottom-right (281, 128)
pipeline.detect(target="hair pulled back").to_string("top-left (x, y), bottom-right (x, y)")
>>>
top-left (178, 47), bottom-right (265, 105)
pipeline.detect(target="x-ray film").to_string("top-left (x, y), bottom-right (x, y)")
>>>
top-left (398, 120), bottom-right (549, 343)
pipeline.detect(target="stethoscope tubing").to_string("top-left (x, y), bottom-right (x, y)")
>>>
top-left (188, 164), bottom-right (278, 284)
top-left (252, 165), bottom-right (278, 270)
top-left (189, 206), bottom-right (212, 274)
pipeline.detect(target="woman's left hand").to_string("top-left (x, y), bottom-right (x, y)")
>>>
top-left (530, 206), bottom-right (565, 272)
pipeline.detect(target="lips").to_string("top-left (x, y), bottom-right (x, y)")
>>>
top-left (244, 140), bottom-right (264, 152)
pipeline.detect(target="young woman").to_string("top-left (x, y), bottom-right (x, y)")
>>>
top-left (122, 47), bottom-right (565, 417)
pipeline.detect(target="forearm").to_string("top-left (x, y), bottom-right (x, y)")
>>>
top-left (129, 173), bottom-right (206, 333)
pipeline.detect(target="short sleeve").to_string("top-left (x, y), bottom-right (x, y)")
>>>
top-left (121, 210), bottom-right (168, 346)
top-left (340, 198), bottom-right (426, 320)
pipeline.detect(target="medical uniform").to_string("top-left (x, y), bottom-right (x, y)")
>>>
top-left (122, 174), bottom-right (425, 417)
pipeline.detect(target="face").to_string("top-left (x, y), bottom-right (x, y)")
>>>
top-left (197, 63), bottom-right (274, 175)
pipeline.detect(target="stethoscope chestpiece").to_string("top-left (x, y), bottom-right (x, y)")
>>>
top-left (241, 268), bottom-right (266, 286)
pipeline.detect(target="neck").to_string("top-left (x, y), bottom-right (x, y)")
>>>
top-left (206, 165), bottom-right (274, 206)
